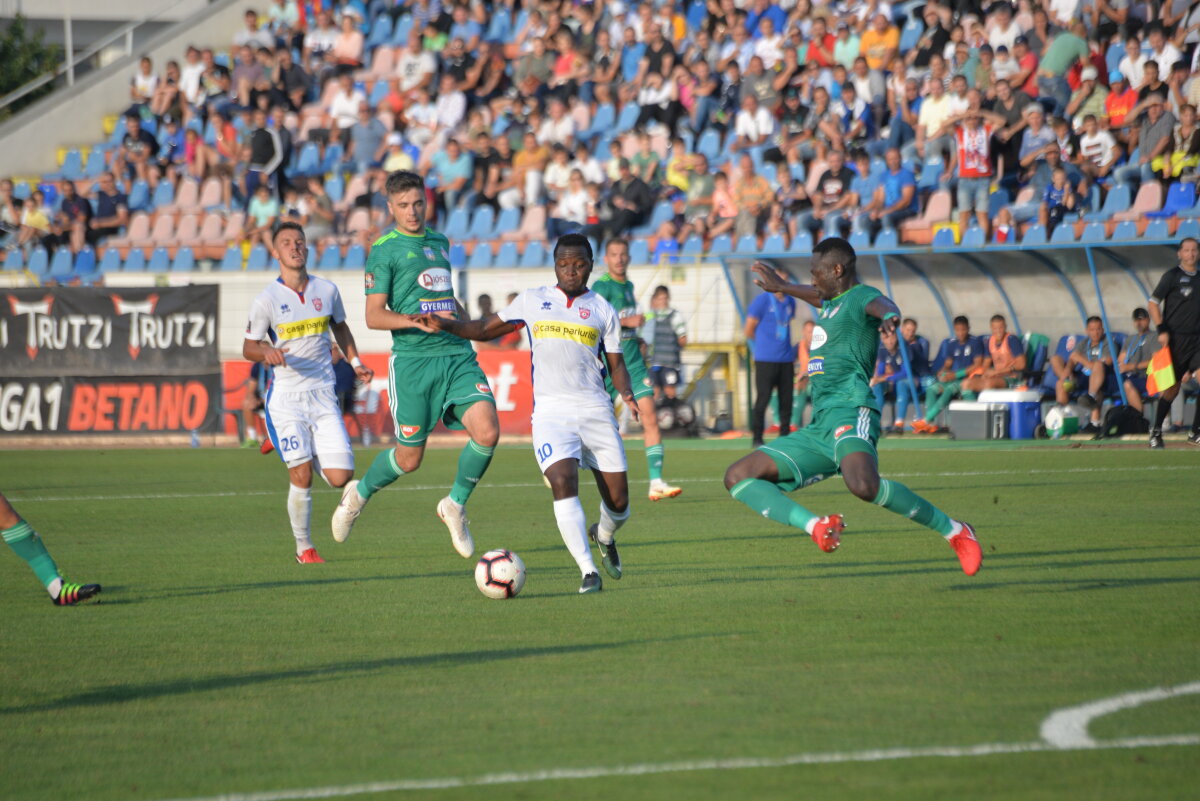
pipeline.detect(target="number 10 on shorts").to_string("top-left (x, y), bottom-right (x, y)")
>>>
top-left (536, 443), bottom-right (553, 463)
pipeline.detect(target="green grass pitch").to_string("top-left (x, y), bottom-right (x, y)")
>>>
top-left (1, 440), bottom-right (1198, 801)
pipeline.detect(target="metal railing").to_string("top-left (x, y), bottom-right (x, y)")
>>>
top-left (0, 0), bottom-right (199, 113)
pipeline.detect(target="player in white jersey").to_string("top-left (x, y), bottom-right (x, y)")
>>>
top-left (244, 222), bottom-right (373, 563)
top-left (415, 234), bottom-right (638, 594)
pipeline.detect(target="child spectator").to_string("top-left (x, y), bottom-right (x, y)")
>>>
top-left (244, 183), bottom-right (279, 248)
top-left (1038, 166), bottom-right (1078, 234)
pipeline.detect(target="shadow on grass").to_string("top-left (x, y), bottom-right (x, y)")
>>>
top-left (0, 633), bottom-right (729, 716)
top-left (129, 572), bottom-right (469, 603)
top-left (949, 575), bottom-right (1200, 592)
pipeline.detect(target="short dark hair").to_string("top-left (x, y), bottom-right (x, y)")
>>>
top-left (902, 317), bottom-right (917, 327)
top-left (812, 236), bottom-right (856, 275)
top-left (653, 284), bottom-right (670, 296)
top-left (385, 170), bottom-right (425, 197)
top-left (1133, 307), bottom-right (1149, 319)
top-left (554, 233), bottom-right (593, 261)
top-left (275, 220), bottom-right (305, 239)
top-left (953, 315), bottom-right (969, 327)
top-left (1181, 237), bottom-right (1199, 249)
top-left (1087, 315), bottom-right (1103, 326)
top-left (606, 237), bottom-right (629, 254)
top-left (990, 314), bottom-right (1006, 324)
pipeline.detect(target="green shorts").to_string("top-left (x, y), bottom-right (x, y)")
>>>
top-left (387, 351), bottom-right (495, 446)
top-left (759, 406), bottom-right (881, 491)
top-left (605, 340), bottom-right (655, 402)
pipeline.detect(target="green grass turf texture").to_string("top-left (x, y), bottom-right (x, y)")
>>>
top-left (1, 440), bottom-right (1197, 801)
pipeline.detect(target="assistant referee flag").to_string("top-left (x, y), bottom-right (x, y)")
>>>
top-left (1146, 347), bottom-right (1176, 395)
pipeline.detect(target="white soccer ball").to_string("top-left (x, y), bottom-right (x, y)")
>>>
top-left (474, 549), bottom-right (526, 599)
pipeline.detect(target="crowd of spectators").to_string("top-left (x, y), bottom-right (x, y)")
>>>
top-left (3, 0), bottom-right (1200, 265)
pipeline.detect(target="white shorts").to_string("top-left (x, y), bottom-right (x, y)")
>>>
top-left (532, 407), bottom-right (627, 474)
top-left (265, 386), bottom-right (354, 471)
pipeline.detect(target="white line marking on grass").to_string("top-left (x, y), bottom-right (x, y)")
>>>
top-left (143, 735), bottom-right (1200, 801)
top-left (1040, 681), bottom-right (1200, 748)
top-left (10, 464), bottom-right (1199, 504)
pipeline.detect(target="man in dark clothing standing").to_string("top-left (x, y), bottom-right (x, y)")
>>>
top-left (1148, 238), bottom-right (1200, 448)
top-left (596, 159), bottom-right (652, 243)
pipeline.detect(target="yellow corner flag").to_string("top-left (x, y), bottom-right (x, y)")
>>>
top-left (1147, 347), bottom-right (1176, 396)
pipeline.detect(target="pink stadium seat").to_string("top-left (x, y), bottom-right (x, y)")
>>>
top-left (159, 179), bottom-right (200, 215)
top-left (900, 190), bottom-right (952, 245)
top-left (196, 178), bottom-right (223, 209)
top-left (183, 212), bottom-right (226, 260)
top-left (132, 214), bottom-right (176, 254)
top-left (344, 208), bottom-right (372, 236)
top-left (171, 215), bottom-right (200, 257)
top-left (337, 174), bottom-right (370, 212)
top-left (501, 206), bottom-right (547, 242)
top-left (1111, 182), bottom-right (1163, 226)
top-left (805, 160), bottom-right (828, 198)
top-left (361, 47), bottom-right (396, 80)
top-left (106, 212), bottom-right (151, 258)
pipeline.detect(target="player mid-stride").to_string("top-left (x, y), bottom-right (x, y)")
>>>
top-left (2, 491), bottom-right (100, 605)
top-left (331, 170), bottom-right (498, 556)
top-left (723, 239), bottom-right (982, 575)
top-left (245, 221), bottom-right (374, 563)
top-left (415, 234), bottom-right (637, 594)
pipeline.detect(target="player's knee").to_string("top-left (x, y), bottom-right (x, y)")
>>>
top-left (845, 473), bottom-right (879, 502)
top-left (393, 446), bottom-right (422, 473)
top-left (723, 462), bottom-right (749, 492)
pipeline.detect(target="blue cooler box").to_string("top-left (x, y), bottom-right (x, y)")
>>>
top-left (979, 390), bottom-right (1042, 439)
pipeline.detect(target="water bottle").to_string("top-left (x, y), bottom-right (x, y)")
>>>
top-left (190, 429), bottom-right (200, 448)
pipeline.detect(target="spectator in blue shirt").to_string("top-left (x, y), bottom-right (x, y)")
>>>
top-left (1038, 166), bottom-right (1078, 234)
top-left (913, 316), bottom-right (985, 433)
top-left (745, 264), bottom-right (798, 446)
top-left (872, 328), bottom-right (921, 433)
top-left (619, 28), bottom-right (645, 85)
top-left (89, 172), bottom-right (129, 246)
top-left (855, 148), bottom-right (917, 239)
top-left (885, 77), bottom-right (924, 152)
top-left (429, 138), bottom-right (474, 216)
top-left (901, 317), bottom-right (934, 388)
top-left (745, 0), bottom-right (787, 38)
top-left (447, 4), bottom-right (482, 52)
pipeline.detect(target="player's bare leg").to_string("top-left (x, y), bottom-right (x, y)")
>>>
top-left (1, 491), bottom-right (101, 605)
top-left (588, 469), bottom-right (629, 579)
top-left (724, 451), bottom-right (844, 552)
top-left (840, 451), bottom-right (981, 575)
top-left (288, 460), bottom-right (352, 563)
top-left (639, 395), bottom-right (682, 501)
top-left (545, 459), bottom-right (602, 593)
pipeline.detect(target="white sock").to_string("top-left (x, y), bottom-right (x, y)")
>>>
top-left (288, 484), bottom-right (313, 554)
top-left (47, 577), bottom-right (63, 599)
top-left (245, 427), bottom-right (257, 442)
top-left (553, 497), bottom-right (596, 576)
top-left (803, 518), bottom-right (818, 536)
top-left (596, 501), bottom-right (629, 545)
top-left (946, 520), bottom-right (964, 539)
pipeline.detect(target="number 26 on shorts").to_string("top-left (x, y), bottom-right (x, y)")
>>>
top-left (279, 435), bottom-right (301, 453)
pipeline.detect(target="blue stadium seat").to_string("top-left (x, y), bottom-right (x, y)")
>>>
top-left (680, 235), bottom-right (703, 257)
top-left (343, 244), bottom-right (367, 268)
top-left (686, 0), bottom-right (707, 32)
top-left (495, 207), bottom-right (521, 236)
top-left (1111, 220), bottom-right (1138, 241)
top-left (47, 247), bottom-right (73, 279)
top-left (614, 103), bottom-right (641, 133)
top-left (317, 245), bottom-right (341, 269)
top-left (325, 174), bottom-right (345, 203)
top-left (321, 143), bottom-right (344, 174)
top-left (696, 129), bottom-right (722, 162)
top-left (150, 181), bottom-right (175, 209)
top-left (898, 19), bottom-right (924, 53)
top-left (57, 149), bottom-right (84, 182)
top-left (1175, 218), bottom-right (1200, 240)
top-left (654, 237), bottom-right (680, 263)
top-left (932, 227), bottom-right (957, 247)
top-left (468, 206), bottom-right (496, 240)
top-left (1143, 219), bottom-right (1169, 239)
top-left (3, 247), bottom-right (24, 269)
top-left (520, 240), bottom-right (548, 267)
top-left (389, 15), bottom-right (414, 46)
top-left (124, 249), bottom-right (147, 272)
top-left (1050, 223), bottom-right (1077, 243)
top-left (82, 149), bottom-right (107, 179)
top-left (74, 247), bottom-right (98, 276)
top-left (443, 207), bottom-right (470, 240)
top-left (1079, 223), bottom-right (1106, 242)
top-left (960, 226), bottom-right (985, 248)
top-left (108, 116), bottom-right (128, 147)
top-left (873, 228), bottom-right (898, 249)
top-left (579, 104), bottom-right (615, 145)
top-left (26, 247), bottom-right (48, 275)
top-left (127, 180), bottom-right (150, 212)
top-left (246, 244), bottom-right (270, 269)
top-left (368, 80), bottom-right (389, 108)
top-left (634, 202), bottom-right (674, 237)
top-left (1146, 182), bottom-right (1196, 219)
top-left (789, 230), bottom-right (814, 253)
top-left (735, 235), bottom-right (758, 254)
top-left (493, 242), bottom-right (519, 268)
top-left (1083, 184), bottom-right (1130, 222)
top-left (762, 233), bottom-right (786, 252)
top-left (917, 158), bottom-right (944, 192)
top-left (171, 248), bottom-right (196, 272)
top-left (849, 229), bottom-right (871, 250)
top-left (467, 243), bottom-right (493, 268)
top-left (709, 234), bottom-right (732, 254)
top-left (1021, 224), bottom-right (1047, 245)
top-left (627, 239), bottom-right (651, 264)
top-left (448, 242), bottom-right (466, 268)
top-left (219, 246), bottom-right (241, 271)
top-left (293, 143), bottom-right (321, 176)
top-left (1179, 195), bottom-right (1200, 219)
top-left (483, 8), bottom-right (511, 42)
top-left (987, 190), bottom-right (1011, 219)
top-left (12, 181), bottom-right (31, 200)
top-left (147, 247), bottom-right (171, 272)
top-left (366, 15), bottom-right (393, 49)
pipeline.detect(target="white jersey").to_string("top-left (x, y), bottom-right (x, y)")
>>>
top-left (498, 285), bottom-right (622, 411)
top-left (246, 274), bottom-right (346, 392)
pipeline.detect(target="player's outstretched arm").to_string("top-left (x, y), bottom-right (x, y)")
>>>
top-left (413, 312), bottom-right (520, 342)
top-left (866, 296), bottom-right (902, 336)
top-left (365, 293), bottom-right (442, 332)
top-left (605, 351), bottom-right (641, 421)
top-left (751, 261), bottom-right (823, 308)
top-left (244, 338), bottom-right (288, 366)
top-left (330, 319), bottom-right (374, 383)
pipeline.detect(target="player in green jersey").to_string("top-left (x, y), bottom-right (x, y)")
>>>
top-left (331, 171), bottom-right (498, 557)
top-left (593, 238), bottom-right (683, 502)
top-left (723, 238), bottom-right (983, 575)
top-left (1, 491), bottom-right (100, 605)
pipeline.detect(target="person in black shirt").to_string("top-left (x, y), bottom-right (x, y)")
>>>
top-left (1148, 238), bottom-right (1200, 447)
top-left (89, 173), bottom-right (129, 246)
top-left (637, 23), bottom-right (676, 83)
top-left (588, 158), bottom-right (652, 244)
top-left (764, 89), bottom-right (809, 164)
top-left (908, 8), bottom-right (950, 71)
top-left (795, 149), bottom-right (856, 237)
top-left (442, 37), bottom-right (474, 86)
top-left (114, 115), bottom-right (160, 185)
top-left (273, 47), bottom-right (310, 112)
top-left (54, 181), bottom-right (92, 254)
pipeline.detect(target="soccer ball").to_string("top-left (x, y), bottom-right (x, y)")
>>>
top-left (474, 549), bottom-right (526, 599)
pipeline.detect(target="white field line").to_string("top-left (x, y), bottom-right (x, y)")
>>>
top-left (144, 735), bottom-right (1200, 801)
top-left (1041, 681), bottom-right (1200, 747)
top-left (8, 464), bottom-right (1199, 504)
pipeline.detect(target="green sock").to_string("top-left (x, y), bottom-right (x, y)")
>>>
top-left (645, 444), bottom-right (664, 482)
top-left (449, 440), bottom-right (494, 505)
top-left (729, 478), bottom-right (816, 531)
top-left (359, 448), bottom-right (404, 499)
top-left (873, 479), bottom-right (955, 536)
top-left (924, 381), bottom-right (960, 422)
top-left (2, 520), bottom-right (60, 588)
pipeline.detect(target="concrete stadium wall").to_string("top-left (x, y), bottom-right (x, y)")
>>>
top-left (0, 0), bottom-right (246, 176)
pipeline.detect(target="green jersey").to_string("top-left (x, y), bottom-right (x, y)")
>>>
top-left (592, 273), bottom-right (641, 357)
top-left (806, 283), bottom-right (884, 414)
top-left (364, 227), bottom-right (471, 357)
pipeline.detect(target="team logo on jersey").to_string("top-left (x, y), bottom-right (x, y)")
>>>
top-left (423, 247), bottom-right (436, 261)
top-left (280, 303), bottom-right (291, 314)
top-left (365, 272), bottom-right (375, 289)
top-left (807, 357), bottom-right (825, 376)
top-left (834, 425), bottom-right (853, 438)
top-left (399, 424), bottom-right (421, 438)
top-left (440, 248), bottom-right (450, 262)
top-left (541, 301), bottom-right (553, 310)
top-left (475, 382), bottom-right (492, 394)
top-left (821, 304), bottom-right (842, 320)
top-left (1183, 286), bottom-right (1194, 298)
top-left (419, 298), bottom-right (457, 314)
top-left (643, 378), bottom-right (653, 387)
top-left (417, 267), bottom-right (452, 291)
top-left (313, 298), bottom-right (323, 311)
top-left (578, 307), bottom-right (591, 319)
top-left (810, 325), bottom-right (828, 350)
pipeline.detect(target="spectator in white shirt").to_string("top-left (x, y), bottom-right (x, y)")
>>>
top-left (571, 143), bottom-right (606, 185)
top-left (547, 169), bottom-right (590, 240)
top-left (304, 10), bottom-right (338, 64)
top-left (1146, 23), bottom-right (1183, 73)
top-left (327, 72), bottom-right (366, 135)
top-left (754, 18), bottom-right (785, 69)
top-left (233, 9), bottom-right (275, 50)
top-left (434, 74), bottom-right (466, 132)
top-left (179, 46), bottom-right (206, 107)
top-left (987, 4), bottom-right (1021, 52)
top-left (1077, 114), bottom-right (1118, 181)
top-left (403, 88), bottom-right (439, 147)
top-left (733, 94), bottom-right (775, 150)
top-left (1119, 35), bottom-right (1148, 87)
top-left (395, 30), bottom-right (437, 93)
top-left (538, 99), bottom-right (578, 147)
top-left (543, 145), bottom-right (574, 201)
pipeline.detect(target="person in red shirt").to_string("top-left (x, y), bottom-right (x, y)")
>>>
top-left (943, 109), bottom-right (1008, 242)
top-left (1011, 37), bottom-right (1039, 99)
top-left (805, 16), bottom-right (836, 68)
top-left (1104, 71), bottom-right (1139, 145)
